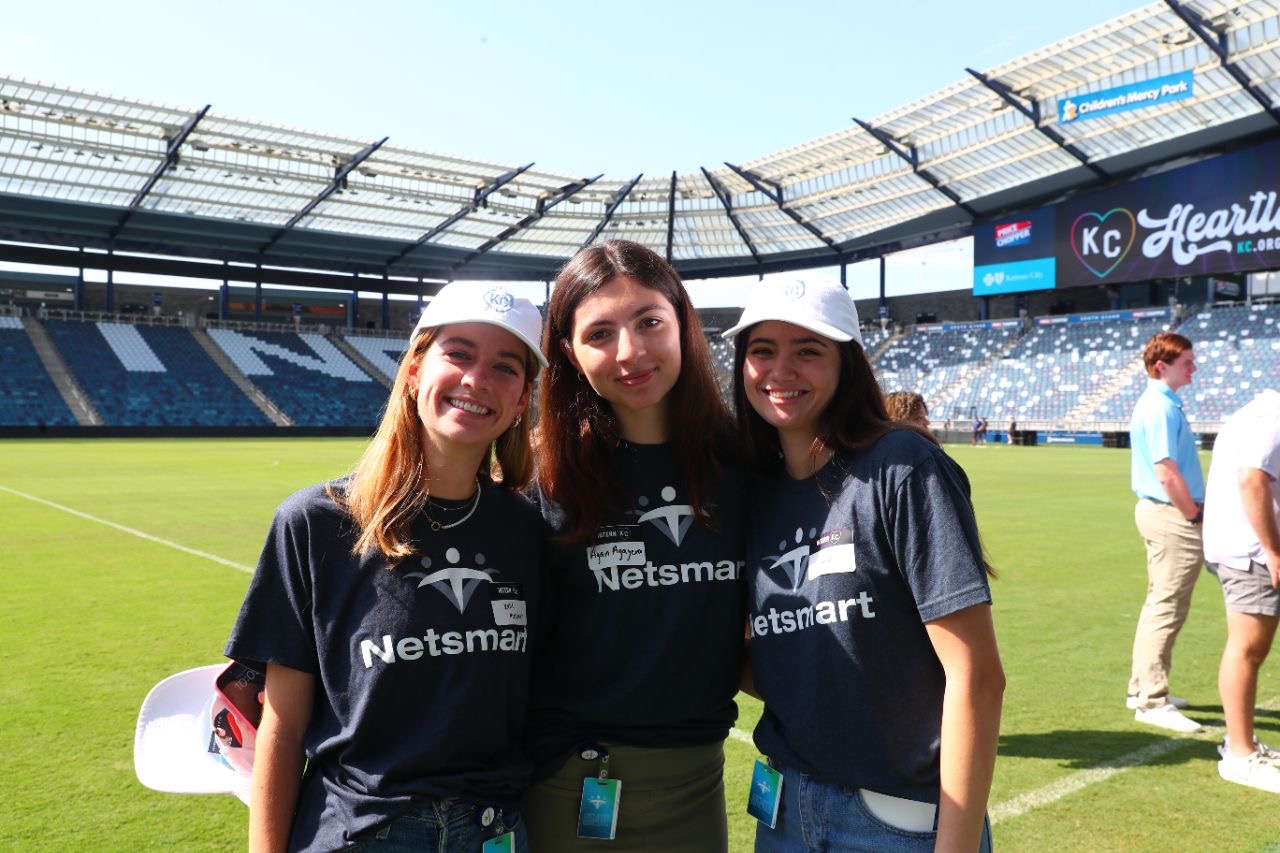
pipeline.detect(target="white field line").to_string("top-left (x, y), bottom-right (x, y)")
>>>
top-left (729, 727), bottom-right (754, 745)
top-left (990, 694), bottom-right (1280, 825)
top-left (0, 484), bottom-right (253, 574)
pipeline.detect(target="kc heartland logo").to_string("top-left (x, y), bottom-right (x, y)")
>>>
top-left (1071, 208), bottom-right (1136, 279)
top-left (1069, 191), bottom-right (1280, 280)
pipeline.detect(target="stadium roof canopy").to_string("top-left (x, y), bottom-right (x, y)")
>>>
top-left (2, 0), bottom-right (1279, 291)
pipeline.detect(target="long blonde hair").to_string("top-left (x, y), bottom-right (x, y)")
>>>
top-left (331, 326), bottom-right (537, 562)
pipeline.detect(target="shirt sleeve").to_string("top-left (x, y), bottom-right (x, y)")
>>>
top-left (1142, 400), bottom-right (1179, 465)
top-left (888, 452), bottom-right (992, 624)
top-left (223, 494), bottom-right (321, 674)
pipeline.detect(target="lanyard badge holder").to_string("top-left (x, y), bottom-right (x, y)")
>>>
top-left (746, 759), bottom-right (783, 829)
top-left (478, 805), bottom-right (515, 853)
top-left (576, 744), bottom-right (621, 840)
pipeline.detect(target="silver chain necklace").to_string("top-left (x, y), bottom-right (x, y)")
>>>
top-left (425, 479), bottom-right (481, 532)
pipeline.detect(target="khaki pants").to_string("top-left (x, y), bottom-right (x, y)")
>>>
top-left (522, 741), bottom-right (727, 853)
top-left (1129, 499), bottom-right (1204, 708)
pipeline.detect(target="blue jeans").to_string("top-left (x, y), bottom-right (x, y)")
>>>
top-left (345, 799), bottom-right (528, 853)
top-left (754, 768), bottom-right (993, 853)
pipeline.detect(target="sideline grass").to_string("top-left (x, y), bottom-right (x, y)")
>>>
top-left (2, 439), bottom-right (1278, 851)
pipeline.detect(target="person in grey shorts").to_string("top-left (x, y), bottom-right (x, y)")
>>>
top-left (1204, 389), bottom-right (1280, 793)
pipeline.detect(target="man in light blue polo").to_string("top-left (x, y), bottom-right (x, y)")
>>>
top-left (1127, 331), bottom-right (1205, 733)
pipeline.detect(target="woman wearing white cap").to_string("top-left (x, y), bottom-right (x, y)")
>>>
top-left (225, 282), bottom-right (546, 853)
top-left (521, 240), bottom-right (746, 851)
top-left (725, 276), bottom-right (1004, 852)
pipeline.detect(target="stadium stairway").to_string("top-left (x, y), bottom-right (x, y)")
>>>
top-left (865, 329), bottom-right (900, 362)
top-left (330, 334), bottom-right (394, 389)
top-left (1063, 358), bottom-right (1146, 422)
top-left (930, 326), bottom-right (1029, 411)
top-left (21, 317), bottom-right (102, 425)
top-left (190, 328), bottom-right (293, 426)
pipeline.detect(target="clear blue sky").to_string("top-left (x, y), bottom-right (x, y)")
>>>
top-left (3, 0), bottom-right (1149, 302)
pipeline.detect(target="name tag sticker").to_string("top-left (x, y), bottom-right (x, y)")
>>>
top-left (488, 584), bottom-right (526, 626)
top-left (807, 526), bottom-right (856, 580)
top-left (747, 760), bottom-right (783, 829)
top-left (577, 777), bottom-right (621, 839)
top-left (586, 525), bottom-right (646, 570)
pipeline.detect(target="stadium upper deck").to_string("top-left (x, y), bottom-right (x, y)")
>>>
top-left (2, 0), bottom-right (1279, 288)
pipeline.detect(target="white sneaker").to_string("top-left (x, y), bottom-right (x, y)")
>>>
top-left (1218, 750), bottom-right (1280, 793)
top-left (1135, 702), bottom-right (1202, 733)
top-left (1126, 694), bottom-right (1188, 710)
top-left (1219, 736), bottom-right (1280, 760)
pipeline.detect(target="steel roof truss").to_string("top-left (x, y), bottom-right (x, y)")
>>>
top-left (700, 167), bottom-right (760, 264)
top-left (582, 173), bottom-right (644, 247)
top-left (723, 161), bottom-right (841, 254)
top-left (451, 174), bottom-right (602, 273)
top-left (851, 118), bottom-right (978, 220)
top-left (1165, 0), bottom-right (1280, 125)
top-left (258, 136), bottom-right (388, 253)
top-left (385, 162), bottom-right (534, 265)
top-left (964, 69), bottom-right (1110, 180)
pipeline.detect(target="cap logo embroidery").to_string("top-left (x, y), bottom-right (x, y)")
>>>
top-left (483, 288), bottom-right (514, 313)
top-left (782, 280), bottom-right (806, 301)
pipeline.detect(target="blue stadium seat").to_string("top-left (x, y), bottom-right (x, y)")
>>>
top-left (0, 316), bottom-right (77, 426)
top-left (206, 328), bottom-right (387, 427)
top-left (43, 319), bottom-right (271, 427)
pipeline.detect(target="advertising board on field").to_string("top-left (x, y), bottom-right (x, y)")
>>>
top-left (973, 137), bottom-right (1280, 294)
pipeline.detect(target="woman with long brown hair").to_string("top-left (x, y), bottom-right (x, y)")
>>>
top-left (224, 282), bottom-right (546, 853)
top-left (522, 240), bottom-right (746, 852)
top-left (727, 275), bottom-right (1004, 852)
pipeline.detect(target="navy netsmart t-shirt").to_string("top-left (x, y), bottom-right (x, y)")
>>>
top-left (526, 441), bottom-right (747, 777)
top-left (747, 430), bottom-right (990, 803)
top-left (225, 480), bottom-right (543, 853)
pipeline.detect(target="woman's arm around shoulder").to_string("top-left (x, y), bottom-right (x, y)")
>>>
top-left (249, 662), bottom-right (315, 853)
top-left (925, 603), bottom-right (1004, 853)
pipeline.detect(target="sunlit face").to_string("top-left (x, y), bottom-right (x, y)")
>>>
top-left (563, 275), bottom-right (682, 434)
top-left (1158, 348), bottom-right (1195, 391)
top-left (910, 411), bottom-right (930, 430)
top-left (742, 320), bottom-right (840, 444)
top-left (407, 322), bottom-right (531, 455)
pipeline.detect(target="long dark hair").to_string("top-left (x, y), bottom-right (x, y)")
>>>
top-left (732, 329), bottom-right (906, 477)
top-left (731, 324), bottom-right (994, 576)
top-left (538, 240), bottom-right (732, 542)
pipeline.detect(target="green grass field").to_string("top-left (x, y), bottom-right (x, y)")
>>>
top-left (2, 439), bottom-right (1278, 851)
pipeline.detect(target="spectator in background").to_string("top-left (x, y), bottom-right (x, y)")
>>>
top-left (1204, 389), bottom-right (1280, 792)
top-left (885, 390), bottom-right (929, 430)
top-left (1127, 331), bottom-right (1205, 733)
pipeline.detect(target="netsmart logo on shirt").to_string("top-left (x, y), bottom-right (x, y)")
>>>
top-left (583, 484), bottom-right (741, 593)
top-left (357, 547), bottom-right (528, 667)
top-left (752, 525), bottom-right (874, 638)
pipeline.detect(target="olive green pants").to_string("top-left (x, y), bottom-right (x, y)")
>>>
top-left (522, 741), bottom-right (727, 853)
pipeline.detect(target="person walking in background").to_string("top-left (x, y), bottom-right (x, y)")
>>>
top-left (522, 240), bottom-right (746, 852)
top-left (727, 277), bottom-right (1003, 852)
top-left (1127, 331), bottom-right (1205, 733)
top-left (1204, 389), bottom-right (1280, 792)
top-left (885, 390), bottom-right (929, 430)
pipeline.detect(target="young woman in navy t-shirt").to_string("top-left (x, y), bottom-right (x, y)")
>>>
top-left (226, 283), bottom-right (547, 853)
top-left (726, 276), bottom-right (1004, 852)
top-left (522, 240), bottom-right (747, 852)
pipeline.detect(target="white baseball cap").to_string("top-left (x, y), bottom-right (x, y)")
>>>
top-left (134, 663), bottom-right (261, 805)
top-left (722, 275), bottom-right (863, 348)
top-left (413, 282), bottom-right (548, 368)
